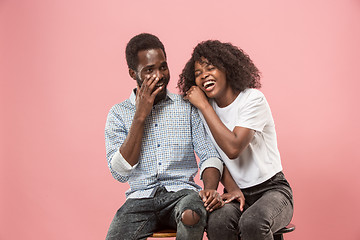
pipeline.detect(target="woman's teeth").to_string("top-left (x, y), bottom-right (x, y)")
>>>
top-left (203, 80), bottom-right (215, 89)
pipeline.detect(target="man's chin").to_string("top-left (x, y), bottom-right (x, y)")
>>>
top-left (154, 87), bottom-right (167, 103)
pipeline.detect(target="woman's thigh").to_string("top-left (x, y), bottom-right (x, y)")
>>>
top-left (207, 202), bottom-right (242, 240)
top-left (240, 190), bottom-right (293, 235)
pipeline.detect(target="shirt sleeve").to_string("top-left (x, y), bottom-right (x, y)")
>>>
top-left (236, 90), bottom-right (270, 132)
top-left (105, 106), bottom-right (136, 182)
top-left (190, 106), bottom-right (223, 179)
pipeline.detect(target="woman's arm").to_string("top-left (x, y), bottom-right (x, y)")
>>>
top-left (221, 165), bottom-right (245, 211)
top-left (185, 86), bottom-right (254, 159)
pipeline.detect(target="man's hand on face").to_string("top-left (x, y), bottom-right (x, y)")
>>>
top-left (199, 189), bottom-right (224, 212)
top-left (135, 74), bottom-right (163, 120)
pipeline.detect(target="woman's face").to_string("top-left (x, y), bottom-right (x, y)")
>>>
top-left (194, 57), bottom-right (229, 100)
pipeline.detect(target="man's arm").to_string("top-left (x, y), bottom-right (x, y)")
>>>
top-left (120, 74), bottom-right (162, 166)
top-left (200, 167), bottom-right (223, 212)
top-left (190, 105), bottom-right (224, 212)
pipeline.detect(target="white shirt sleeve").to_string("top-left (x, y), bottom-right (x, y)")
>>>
top-left (110, 149), bottom-right (138, 175)
top-left (199, 157), bottom-right (224, 180)
top-left (236, 90), bottom-right (269, 132)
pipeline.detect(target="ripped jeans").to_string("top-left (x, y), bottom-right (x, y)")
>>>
top-left (106, 186), bottom-right (207, 240)
top-left (207, 171), bottom-right (293, 240)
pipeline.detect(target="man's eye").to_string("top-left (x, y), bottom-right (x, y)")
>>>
top-left (160, 66), bottom-right (168, 71)
top-left (146, 69), bottom-right (153, 73)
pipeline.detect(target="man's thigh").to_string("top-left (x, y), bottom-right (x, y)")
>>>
top-left (106, 198), bottom-right (157, 240)
top-left (157, 189), bottom-right (205, 227)
top-left (174, 189), bottom-right (206, 220)
top-left (168, 189), bottom-right (207, 240)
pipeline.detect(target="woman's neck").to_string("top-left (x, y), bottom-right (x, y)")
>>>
top-left (215, 88), bottom-right (240, 108)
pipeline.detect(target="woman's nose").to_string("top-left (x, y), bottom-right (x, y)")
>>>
top-left (202, 72), bottom-right (209, 79)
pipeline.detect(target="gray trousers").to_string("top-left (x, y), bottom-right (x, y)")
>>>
top-left (207, 172), bottom-right (293, 240)
top-left (106, 187), bottom-right (207, 240)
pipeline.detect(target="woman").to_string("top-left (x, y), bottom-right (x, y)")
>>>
top-left (178, 40), bottom-right (293, 240)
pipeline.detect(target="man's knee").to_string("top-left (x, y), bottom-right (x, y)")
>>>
top-left (181, 209), bottom-right (200, 226)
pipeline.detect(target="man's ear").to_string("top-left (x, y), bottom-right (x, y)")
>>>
top-left (129, 68), bottom-right (137, 80)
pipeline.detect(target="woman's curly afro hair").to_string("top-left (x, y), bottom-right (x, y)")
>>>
top-left (178, 40), bottom-right (261, 95)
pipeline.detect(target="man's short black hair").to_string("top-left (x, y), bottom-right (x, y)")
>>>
top-left (125, 33), bottom-right (166, 70)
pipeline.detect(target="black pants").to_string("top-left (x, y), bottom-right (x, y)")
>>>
top-left (207, 172), bottom-right (293, 240)
top-left (106, 187), bottom-right (207, 240)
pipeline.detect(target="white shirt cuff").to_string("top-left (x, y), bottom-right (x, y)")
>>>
top-left (200, 157), bottom-right (223, 179)
top-left (110, 149), bottom-right (138, 175)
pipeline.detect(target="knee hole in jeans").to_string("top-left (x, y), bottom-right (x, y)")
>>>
top-left (181, 209), bottom-right (200, 226)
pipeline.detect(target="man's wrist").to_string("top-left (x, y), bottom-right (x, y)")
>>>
top-left (202, 167), bottom-right (221, 190)
top-left (133, 112), bottom-right (147, 123)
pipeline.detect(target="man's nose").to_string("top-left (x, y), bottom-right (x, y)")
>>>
top-left (155, 70), bottom-right (163, 79)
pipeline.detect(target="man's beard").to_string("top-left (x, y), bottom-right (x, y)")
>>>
top-left (136, 75), bottom-right (168, 104)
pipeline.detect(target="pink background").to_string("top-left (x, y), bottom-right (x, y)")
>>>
top-left (1, 0), bottom-right (360, 239)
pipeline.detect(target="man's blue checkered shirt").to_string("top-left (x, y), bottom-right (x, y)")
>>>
top-left (105, 90), bottom-right (223, 199)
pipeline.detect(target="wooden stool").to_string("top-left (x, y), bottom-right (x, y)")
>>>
top-left (148, 229), bottom-right (176, 238)
top-left (148, 223), bottom-right (295, 239)
top-left (273, 223), bottom-right (296, 240)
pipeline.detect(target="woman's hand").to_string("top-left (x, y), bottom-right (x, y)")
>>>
top-left (184, 86), bottom-right (209, 111)
top-left (222, 189), bottom-right (245, 212)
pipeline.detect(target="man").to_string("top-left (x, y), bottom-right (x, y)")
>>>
top-left (104, 33), bottom-right (224, 240)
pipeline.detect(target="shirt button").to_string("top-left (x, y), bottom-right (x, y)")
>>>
top-left (155, 124), bottom-right (158, 127)
top-left (157, 144), bottom-right (160, 147)
top-left (158, 162), bottom-right (162, 165)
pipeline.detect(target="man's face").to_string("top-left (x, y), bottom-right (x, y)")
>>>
top-left (133, 48), bottom-right (170, 103)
